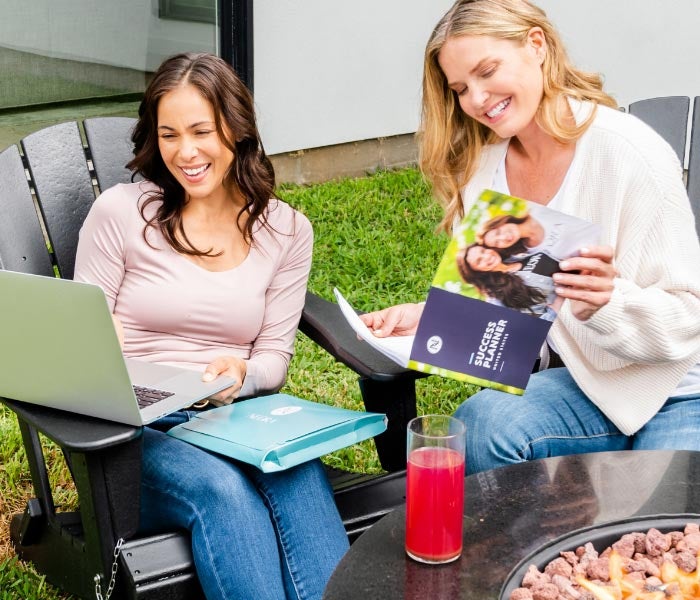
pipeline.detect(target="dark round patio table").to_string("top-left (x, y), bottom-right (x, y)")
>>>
top-left (323, 450), bottom-right (700, 599)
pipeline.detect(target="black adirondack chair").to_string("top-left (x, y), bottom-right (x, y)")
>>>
top-left (628, 95), bottom-right (700, 239)
top-left (687, 97), bottom-right (700, 239)
top-left (628, 95), bottom-right (690, 164)
top-left (0, 117), bottom-right (413, 599)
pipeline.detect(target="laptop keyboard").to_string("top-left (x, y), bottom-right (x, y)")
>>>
top-left (133, 385), bottom-right (175, 408)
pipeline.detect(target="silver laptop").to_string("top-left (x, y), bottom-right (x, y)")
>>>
top-left (0, 270), bottom-right (235, 426)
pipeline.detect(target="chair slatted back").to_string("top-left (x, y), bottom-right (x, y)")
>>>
top-left (686, 97), bottom-right (700, 237)
top-left (628, 96), bottom-right (690, 164)
top-left (0, 145), bottom-right (55, 276)
top-left (0, 118), bottom-right (139, 281)
top-left (627, 95), bottom-right (699, 238)
top-left (20, 121), bottom-right (96, 280)
top-left (84, 117), bottom-right (139, 192)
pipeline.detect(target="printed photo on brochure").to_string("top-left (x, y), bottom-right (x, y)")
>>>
top-left (437, 189), bottom-right (601, 322)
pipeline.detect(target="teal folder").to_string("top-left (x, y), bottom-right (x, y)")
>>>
top-left (166, 393), bottom-right (387, 472)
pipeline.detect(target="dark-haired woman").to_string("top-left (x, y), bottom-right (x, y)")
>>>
top-left (74, 52), bottom-right (348, 600)
top-left (456, 243), bottom-right (557, 318)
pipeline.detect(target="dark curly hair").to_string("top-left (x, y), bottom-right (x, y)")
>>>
top-left (127, 52), bottom-right (277, 256)
top-left (456, 244), bottom-right (547, 314)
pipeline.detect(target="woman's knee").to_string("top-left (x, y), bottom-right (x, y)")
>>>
top-left (455, 369), bottom-right (581, 431)
top-left (253, 459), bottom-right (337, 516)
top-left (454, 388), bottom-right (518, 430)
top-left (454, 388), bottom-right (544, 473)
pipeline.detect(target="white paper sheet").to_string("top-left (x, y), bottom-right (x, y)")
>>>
top-left (333, 288), bottom-right (413, 367)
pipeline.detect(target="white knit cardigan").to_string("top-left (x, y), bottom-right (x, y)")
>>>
top-left (459, 99), bottom-right (700, 435)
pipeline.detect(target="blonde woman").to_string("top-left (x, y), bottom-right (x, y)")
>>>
top-left (361, 0), bottom-right (700, 474)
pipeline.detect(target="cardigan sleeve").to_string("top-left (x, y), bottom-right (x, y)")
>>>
top-left (567, 133), bottom-right (700, 365)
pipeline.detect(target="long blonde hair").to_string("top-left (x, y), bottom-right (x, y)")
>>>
top-left (420, 0), bottom-right (618, 232)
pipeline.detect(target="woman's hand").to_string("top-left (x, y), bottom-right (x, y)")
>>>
top-left (553, 246), bottom-right (617, 321)
top-left (359, 303), bottom-right (424, 337)
top-left (202, 356), bottom-right (247, 406)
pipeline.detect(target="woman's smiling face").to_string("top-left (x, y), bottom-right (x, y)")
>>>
top-left (466, 245), bottom-right (503, 272)
top-left (437, 29), bottom-right (546, 139)
top-left (483, 222), bottom-right (521, 249)
top-left (157, 83), bottom-right (234, 202)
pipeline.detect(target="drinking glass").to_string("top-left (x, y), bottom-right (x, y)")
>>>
top-left (405, 414), bottom-right (466, 564)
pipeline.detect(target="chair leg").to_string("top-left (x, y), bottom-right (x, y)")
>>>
top-left (358, 376), bottom-right (418, 472)
top-left (11, 417), bottom-right (142, 599)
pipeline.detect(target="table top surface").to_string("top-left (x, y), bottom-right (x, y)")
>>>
top-left (323, 449), bottom-right (700, 600)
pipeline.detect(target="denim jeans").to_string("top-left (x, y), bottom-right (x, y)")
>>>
top-left (139, 411), bottom-right (349, 600)
top-left (454, 367), bottom-right (700, 475)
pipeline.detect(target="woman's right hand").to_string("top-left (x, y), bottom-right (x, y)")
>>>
top-left (202, 356), bottom-right (246, 406)
top-left (359, 303), bottom-right (424, 337)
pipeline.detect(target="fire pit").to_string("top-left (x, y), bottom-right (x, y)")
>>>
top-left (500, 516), bottom-right (700, 599)
top-left (322, 451), bottom-right (700, 600)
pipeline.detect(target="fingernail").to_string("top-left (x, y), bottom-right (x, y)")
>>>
top-left (580, 247), bottom-right (589, 254)
top-left (559, 261), bottom-right (570, 269)
top-left (202, 372), bottom-right (215, 382)
top-left (374, 329), bottom-right (383, 336)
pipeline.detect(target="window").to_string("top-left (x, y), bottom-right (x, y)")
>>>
top-left (159, 0), bottom-right (217, 24)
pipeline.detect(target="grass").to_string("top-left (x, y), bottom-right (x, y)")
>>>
top-left (0, 166), bottom-right (479, 598)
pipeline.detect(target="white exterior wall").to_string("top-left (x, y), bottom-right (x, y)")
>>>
top-left (254, 0), bottom-right (453, 154)
top-left (537, 0), bottom-right (700, 108)
top-left (2, 1), bottom-right (699, 156)
top-left (255, 0), bottom-right (700, 155)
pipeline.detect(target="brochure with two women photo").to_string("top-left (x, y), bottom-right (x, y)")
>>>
top-left (337, 189), bottom-right (601, 394)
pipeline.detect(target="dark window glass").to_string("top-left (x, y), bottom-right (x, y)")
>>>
top-left (160, 0), bottom-right (217, 24)
top-left (0, 0), bottom-right (219, 111)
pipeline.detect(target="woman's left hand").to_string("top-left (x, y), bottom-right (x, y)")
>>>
top-left (553, 245), bottom-right (617, 321)
top-left (202, 356), bottom-right (247, 406)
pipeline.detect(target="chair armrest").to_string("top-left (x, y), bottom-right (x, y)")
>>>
top-left (1, 398), bottom-right (141, 452)
top-left (299, 292), bottom-right (426, 471)
top-left (299, 291), bottom-right (423, 382)
top-left (4, 397), bottom-right (143, 543)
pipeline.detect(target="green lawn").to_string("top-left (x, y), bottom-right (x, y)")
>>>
top-left (0, 166), bottom-right (479, 598)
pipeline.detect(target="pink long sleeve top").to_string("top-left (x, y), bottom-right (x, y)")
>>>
top-left (74, 181), bottom-right (313, 398)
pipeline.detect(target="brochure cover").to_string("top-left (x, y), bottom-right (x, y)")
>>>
top-left (167, 393), bottom-right (387, 472)
top-left (336, 189), bottom-right (601, 395)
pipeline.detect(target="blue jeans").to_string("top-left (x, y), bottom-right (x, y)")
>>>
top-left (139, 411), bottom-right (349, 600)
top-left (454, 368), bottom-right (700, 475)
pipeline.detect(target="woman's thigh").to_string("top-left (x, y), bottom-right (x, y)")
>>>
top-left (454, 368), bottom-right (630, 474)
top-left (140, 413), bottom-right (348, 600)
top-left (140, 410), bottom-right (273, 532)
top-left (139, 424), bottom-right (287, 600)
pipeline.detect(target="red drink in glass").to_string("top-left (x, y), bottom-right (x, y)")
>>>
top-left (405, 446), bottom-right (465, 563)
